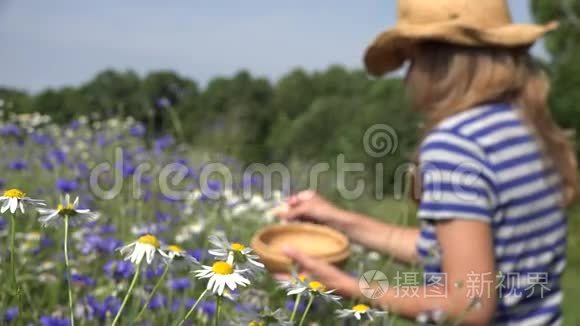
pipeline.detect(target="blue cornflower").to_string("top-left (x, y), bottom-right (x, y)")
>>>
top-left (39, 316), bottom-right (70, 326)
top-left (99, 224), bottom-right (117, 234)
top-left (129, 123), bottom-right (146, 137)
top-left (286, 298), bottom-right (306, 314)
top-left (0, 217), bottom-right (6, 232)
top-left (153, 135), bottom-right (174, 153)
top-left (201, 301), bottom-right (216, 318)
top-left (98, 237), bottom-right (123, 254)
top-left (155, 97), bottom-right (171, 109)
top-left (189, 249), bottom-right (204, 262)
top-left (50, 149), bottom-right (67, 164)
top-left (144, 265), bottom-right (165, 280)
top-left (80, 234), bottom-right (103, 255)
top-left (171, 299), bottom-right (182, 312)
top-left (71, 273), bottom-right (95, 287)
top-left (199, 179), bottom-right (222, 201)
top-left (41, 157), bottom-right (55, 171)
top-left (103, 260), bottom-right (134, 280)
top-left (75, 162), bottom-right (89, 177)
top-left (155, 211), bottom-right (172, 222)
top-left (0, 124), bottom-right (21, 137)
top-left (166, 277), bottom-right (191, 292)
top-left (55, 179), bottom-right (79, 193)
top-left (122, 161), bottom-right (136, 177)
top-left (32, 236), bottom-right (54, 255)
top-left (95, 133), bottom-right (108, 147)
top-left (104, 296), bottom-right (121, 315)
top-left (142, 190), bottom-right (152, 202)
top-left (31, 133), bottom-right (53, 145)
top-left (148, 294), bottom-right (167, 310)
top-left (86, 296), bottom-right (120, 321)
top-left (8, 160), bottom-right (28, 171)
top-left (243, 174), bottom-right (262, 188)
top-left (3, 306), bottom-right (18, 323)
top-left (69, 120), bottom-right (81, 130)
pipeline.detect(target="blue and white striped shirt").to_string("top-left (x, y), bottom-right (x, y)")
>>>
top-left (416, 103), bottom-right (566, 325)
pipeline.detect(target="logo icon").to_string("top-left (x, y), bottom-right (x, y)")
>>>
top-left (359, 270), bottom-right (389, 299)
top-left (363, 124), bottom-right (398, 158)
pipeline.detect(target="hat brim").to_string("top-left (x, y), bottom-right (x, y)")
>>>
top-left (364, 21), bottom-right (559, 76)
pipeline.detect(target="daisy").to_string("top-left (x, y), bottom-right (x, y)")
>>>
top-left (37, 194), bottom-right (97, 227)
top-left (193, 260), bottom-right (250, 296)
top-left (278, 271), bottom-right (310, 322)
top-left (289, 280), bottom-right (341, 325)
top-left (278, 271), bottom-right (308, 290)
top-left (118, 234), bottom-right (163, 265)
top-left (287, 280), bottom-right (342, 304)
top-left (208, 234), bottom-right (264, 272)
top-left (134, 244), bottom-right (198, 323)
top-left (1, 188), bottom-right (45, 214)
top-left (160, 244), bottom-right (199, 266)
top-left (336, 303), bottom-right (388, 321)
top-left (236, 307), bottom-right (293, 326)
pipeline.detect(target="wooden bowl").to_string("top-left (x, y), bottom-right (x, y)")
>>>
top-left (251, 223), bottom-right (350, 273)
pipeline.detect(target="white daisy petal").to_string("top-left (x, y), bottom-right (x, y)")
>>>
top-left (10, 198), bottom-right (18, 213)
top-left (1, 201), bottom-right (10, 213)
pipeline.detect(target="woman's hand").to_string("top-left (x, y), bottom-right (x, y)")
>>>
top-left (273, 190), bottom-right (345, 227)
top-left (279, 247), bottom-right (361, 298)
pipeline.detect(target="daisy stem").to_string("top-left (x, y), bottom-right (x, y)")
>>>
top-left (290, 293), bottom-right (302, 322)
top-left (64, 215), bottom-right (75, 326)
top-left (298, 294), bottom-right (314, 326)
top-left (134, 262), bottom-right (171, 322)
top-left (9, 213), bottom-right (21, 312)
top-left (177, 288), bottom-right (208, 326)
top-left (111, 262), bottom-right (141, 326)
top-left (214, 295), bottom-right (222, 326)
top-left (9, 214), bottom-right (16, 288)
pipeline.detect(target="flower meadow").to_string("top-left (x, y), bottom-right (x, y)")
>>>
top-left (0, 113), bottom-right (399, 325)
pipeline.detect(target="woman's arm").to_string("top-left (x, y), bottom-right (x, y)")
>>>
top-left (374, 219), bottom-right (497, 324)
top-left (284, 219), bottom-right (497, 324)
top-left (275, 190), bottom-right (420, 264)
top-left (333, 209), bottom-right (420, 264)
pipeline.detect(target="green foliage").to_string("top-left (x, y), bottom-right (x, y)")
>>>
top-left (531, 0), bottom-right (580, 153)
top-left (0, 67), bottom-right (419, 196)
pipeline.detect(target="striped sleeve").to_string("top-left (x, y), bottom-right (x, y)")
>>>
top-left (417, 129), bottom-right (497, 223)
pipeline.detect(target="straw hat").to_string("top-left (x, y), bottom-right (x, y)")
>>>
top-left (364, 0), bottom-right (559, 76)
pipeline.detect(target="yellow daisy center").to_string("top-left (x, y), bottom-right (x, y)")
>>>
top-left (3, 189), bottom-right (25, 198)
top-left (211, 261), bottom-right (234, 275)
top-left (137, 234), bottom-right (160, 248)
top-left (352, 304), bottom-right (370, 313)
top-left (57, 203), bottom-right (77, 216)
top-left (308, 281), bottom-right (325, 292)
top-left (248, 321), bottom-right (264, 326)
top-left (168, 245), bottom-right (184, 253)
top-left (298, 273), bottom-right (307, 283)
top-left (230, 242), bottom-right (245, 252)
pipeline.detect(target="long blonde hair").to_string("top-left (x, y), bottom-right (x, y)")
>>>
top-left (406, 42), bottom-right (578, 206)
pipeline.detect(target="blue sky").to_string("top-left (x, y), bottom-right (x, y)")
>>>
top-left (0, 1), bottom-right (541, 92)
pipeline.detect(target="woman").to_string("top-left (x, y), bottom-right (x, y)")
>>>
top-left (276, 0), bottom-right (577, 324)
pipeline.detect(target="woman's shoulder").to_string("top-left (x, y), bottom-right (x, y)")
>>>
top-left (434, 102), bottom-right (517, 135)
top-left (422, 103), bottom-right (523, 147)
